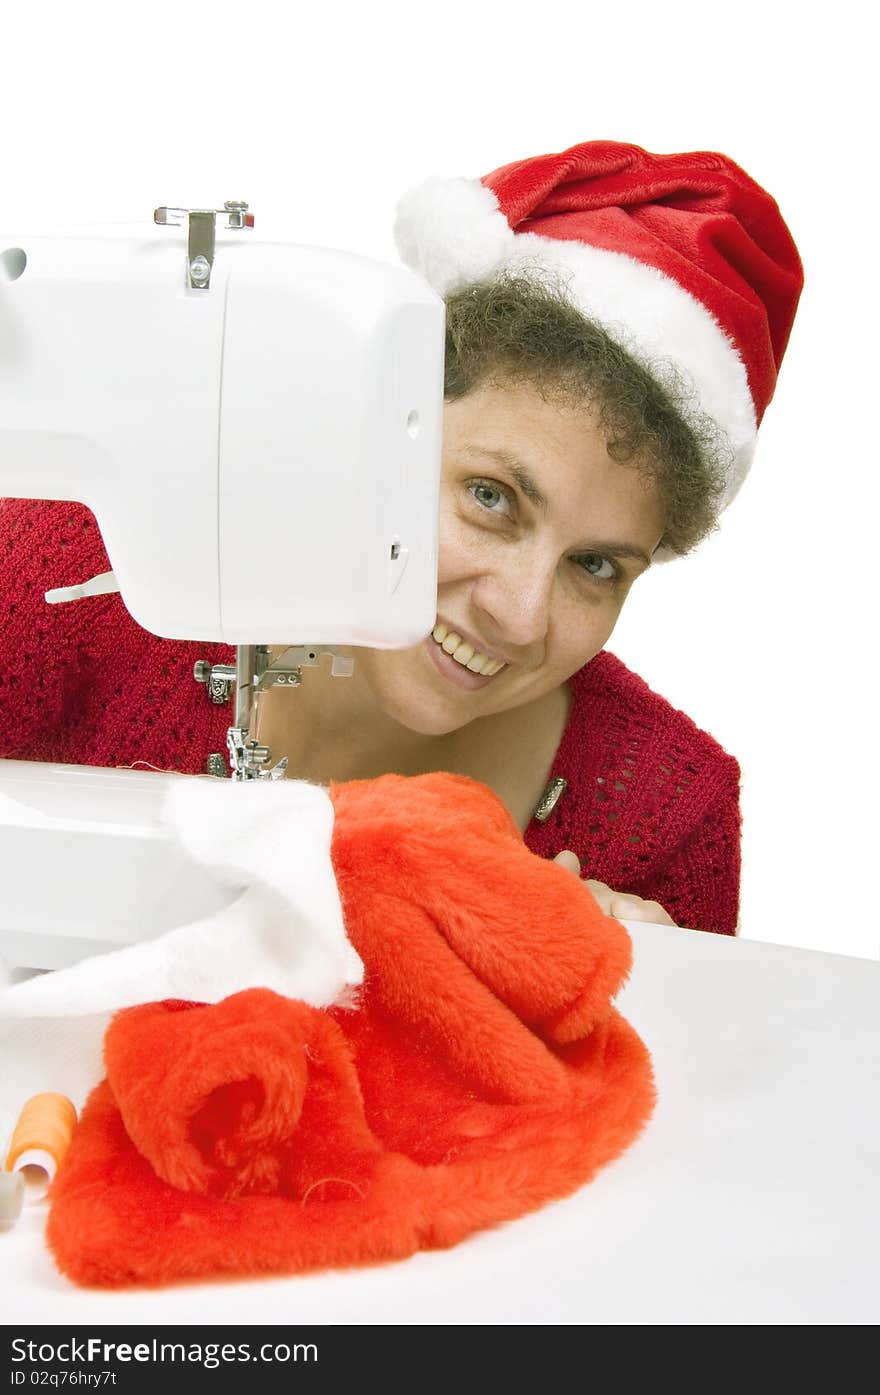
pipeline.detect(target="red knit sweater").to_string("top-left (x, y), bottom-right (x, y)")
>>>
top-left (0, 499), bottom-right (741, 934)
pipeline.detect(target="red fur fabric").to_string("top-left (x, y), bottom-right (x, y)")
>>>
top-left (47, 773), bottom-right (656, 1287)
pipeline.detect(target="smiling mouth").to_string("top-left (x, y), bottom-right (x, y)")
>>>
top-left (430, 623), bottom-right (507, 676)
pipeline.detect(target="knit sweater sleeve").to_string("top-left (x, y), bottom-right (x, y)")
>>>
top-left (627, 776), bottom-right (742, 936)
top-left (524, 651), bottom-right (742, 936)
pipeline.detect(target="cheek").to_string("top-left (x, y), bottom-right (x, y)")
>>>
top-left (436, 500), bottom-right (477, 586)
top-left (550, 592), bottom-right (627, 668)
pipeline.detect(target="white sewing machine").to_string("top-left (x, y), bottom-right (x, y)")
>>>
top-left (0, 201), bottom-right (444, 968)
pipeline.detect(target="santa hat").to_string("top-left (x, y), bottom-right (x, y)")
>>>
top-left (394, 139), bottom-right (804, 515)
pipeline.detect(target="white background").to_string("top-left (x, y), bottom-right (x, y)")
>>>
top-left (2, 1), bottom-right (876, 959)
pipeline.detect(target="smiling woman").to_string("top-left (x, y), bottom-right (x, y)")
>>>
top-left (384, 137), bottom-right (803, 933)
top-left (0, 138), bottom-right (804, 938)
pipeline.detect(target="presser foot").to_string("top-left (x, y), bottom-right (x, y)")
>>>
top-left (195, 644), bottom-right (354, 780)
top-left (225, 727), bottom-right (289, 782)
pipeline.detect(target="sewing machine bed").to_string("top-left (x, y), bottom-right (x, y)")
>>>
top-left (2, 922), bottom-right (877, 1326)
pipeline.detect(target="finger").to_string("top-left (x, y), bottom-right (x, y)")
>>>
top-left (584, 879), bottom-right (614, 914)
top-left (553, 850), bottom-right (581, 876)
top-left (609, 896), bottom-right (676, 927)
top-left (641, 900), bottom-right (676, 926)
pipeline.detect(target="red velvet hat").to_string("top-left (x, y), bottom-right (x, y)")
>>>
top-left (395, 139), bottom-right (804, 515)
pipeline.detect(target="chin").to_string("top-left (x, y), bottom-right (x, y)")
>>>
top-left (383, 695), bottom-right (471, 738)
top-left (361, 648), bottom-right (477, 738)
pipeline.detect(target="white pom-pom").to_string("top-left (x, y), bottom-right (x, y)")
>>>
top-left (393, 177), bottom-right (515, 294)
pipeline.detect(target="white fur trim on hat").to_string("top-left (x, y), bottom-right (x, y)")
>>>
top-left (394, 176), bottom-right (758, 522)
top-left (394, 177), bottom-right (516, 296)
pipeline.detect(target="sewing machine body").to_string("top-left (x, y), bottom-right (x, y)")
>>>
top-left (0, 760), bottom-right (234, 971)
top-left (0, 217), bottom-right (443, 644)
top-left (0, 210), bottom-right (445, 967)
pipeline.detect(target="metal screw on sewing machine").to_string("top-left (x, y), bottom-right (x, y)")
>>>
top-left (223, 200), bottom-right (252, 228)
top-left (190, 256), bottom-right (211, 287)
top-left (204, 753), bottom-right (228, 778)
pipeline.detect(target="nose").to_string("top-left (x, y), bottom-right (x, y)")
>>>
top-left (470, 550), bottom-right (556, 652)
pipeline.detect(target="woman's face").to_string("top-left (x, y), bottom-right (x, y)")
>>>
top-left (354, 378), bottom-right (666, 736)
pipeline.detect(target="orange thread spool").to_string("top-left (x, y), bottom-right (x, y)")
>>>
top-left (4, 1092), bottom-right (77, 1201)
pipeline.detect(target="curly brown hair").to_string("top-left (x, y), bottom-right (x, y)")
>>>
top-left (443, 271), bottom-right (730, 557)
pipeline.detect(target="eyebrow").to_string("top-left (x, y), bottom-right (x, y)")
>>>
top-left (459, 446), bottom-right (655, 569)
top-left (463, 446), bottom-right (550, 511)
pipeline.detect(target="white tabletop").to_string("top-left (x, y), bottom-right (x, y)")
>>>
top-left (3, 922), bottom-right (877, 1326)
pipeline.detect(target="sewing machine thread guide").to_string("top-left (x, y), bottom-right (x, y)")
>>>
top-left (153, 200), bottom-right (255, 289)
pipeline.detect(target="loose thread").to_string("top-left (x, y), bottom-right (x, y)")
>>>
top-left (300, 1177), bottom-right (366, 1206)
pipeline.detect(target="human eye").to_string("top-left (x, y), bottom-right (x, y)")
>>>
top-left (574, 552), bottom-right (618, 583)
top-left (466, 479), bottom-right (515, 518)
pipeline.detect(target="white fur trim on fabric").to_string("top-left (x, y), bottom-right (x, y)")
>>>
top-left (394, 177), bottom-right (758, 517)
top-left (0, 778), bottom-right (362, 1111)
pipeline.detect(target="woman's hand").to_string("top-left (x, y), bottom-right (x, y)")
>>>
top-left (553, 850), bottom-right (676, 926)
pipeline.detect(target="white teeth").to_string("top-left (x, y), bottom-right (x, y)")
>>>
top-left (431, 625), bottom-right (505, 677)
